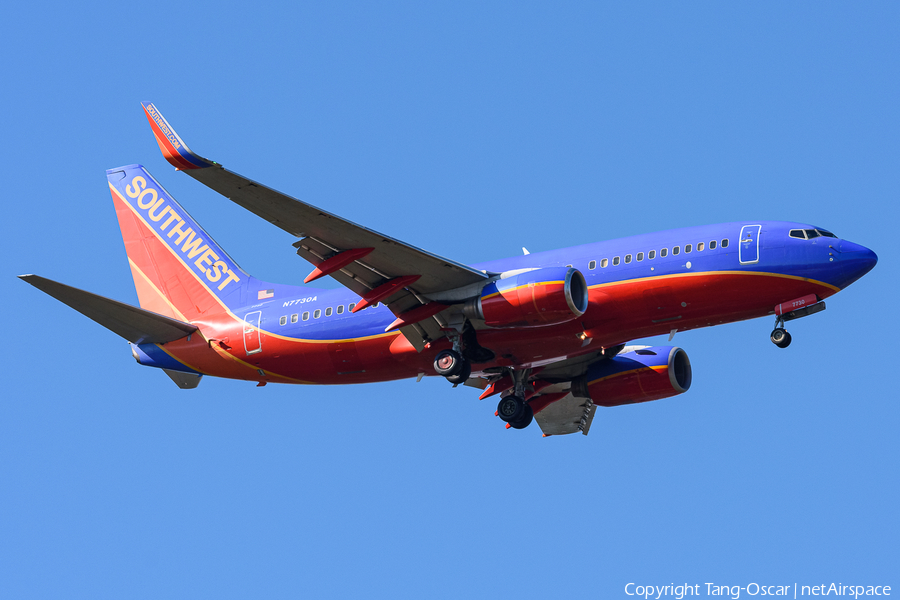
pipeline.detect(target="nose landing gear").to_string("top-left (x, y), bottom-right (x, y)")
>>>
top-left (770, 326), bottom-right (792, 348)
top-left (769, 295), bottom-right (827, 349)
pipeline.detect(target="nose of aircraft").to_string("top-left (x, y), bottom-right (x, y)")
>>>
top-left (837, 240), bottom-right (878, 288)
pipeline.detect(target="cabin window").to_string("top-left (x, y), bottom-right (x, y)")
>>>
top-left (661, 248), bottom-right (668, 257)
top-left (673, 246), bottom-right (680, 255)
top-left (601, 258), bottom-right (608, 268)
top-left (637, 252), bottom-right (644, 261)
top-left (709, 240), bottom-right (717, 250)
top-left (649, 250), bottom-right (656, 259)
top-left (566, 264), bottom-right (573, 268)
top-left (613, 256), bottom-right (620, 266)
top-left (279, 316), bottom-right (287, 326)
top-left (721, 238), bottom-right (729, 248)
top-left (314, 309), bottom-right (321, 319)
top-left (789, 229), bottom-right (805, 239)
top-left (697, 242), bottom-right (704, 251)
top-left (302, 311), bottom-right (310, 321)
top-left (325, 307), bottom-right (333, 317)
top-left (685, 244), bottom-right (692, 253)
top-left (589, 260), bottom-right (596, 270)
top-left (291, 314), bottom-right (298, 324)
top-left (624, 254), bottom-right (632, 264)
top-left (337, 305), bottom-right (344, 314)
top-left (348, 303), bottom-right (356, 312)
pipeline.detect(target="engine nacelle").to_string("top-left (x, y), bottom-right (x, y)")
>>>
top-left (463, 267), bottom-right (588, 328)
top-left (579, 346), bottom-right (692, 407)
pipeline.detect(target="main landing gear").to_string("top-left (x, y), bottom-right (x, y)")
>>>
top-left (432, 321), bottom-right (494, 386)
top-left (497, 394), bottom-right (533, 430)
top-left (494, 368), bottom-right (533, 430)
top-left (433, 349), bottom-right (471, 385)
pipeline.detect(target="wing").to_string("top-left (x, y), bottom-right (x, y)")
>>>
top-left (142, 102), bottom-right (490, 350)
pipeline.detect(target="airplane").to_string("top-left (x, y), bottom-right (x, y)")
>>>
top-left (19, 102), bottom-right (878, 436)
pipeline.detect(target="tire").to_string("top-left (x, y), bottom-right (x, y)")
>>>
top-left (434, 349), bottom-right (463, 376)
top-left (509, 403), bottom-right (534, 429)
top-left (770, 328), bottom-right (787, 345)
top-left (445, 360), bottom-right (471, 385)
top-left (497, 395), bottom-right (525, 423)
top-left (776, 331), bottom-right (792, 349)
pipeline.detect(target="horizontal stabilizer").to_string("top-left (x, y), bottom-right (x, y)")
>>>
top-left (19, 275), bottom-right (197, 344)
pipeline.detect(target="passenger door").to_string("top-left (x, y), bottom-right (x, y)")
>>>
top-left (739, 225), bottom-right (762, 265)
top-left (243, 311), bottom-right (262, 355)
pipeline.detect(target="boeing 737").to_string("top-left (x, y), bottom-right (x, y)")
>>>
top-left (19, 103), bottom-right (878, 436)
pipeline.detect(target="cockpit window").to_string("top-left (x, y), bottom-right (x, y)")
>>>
top-left (791, 228), bottom-right (838, 240)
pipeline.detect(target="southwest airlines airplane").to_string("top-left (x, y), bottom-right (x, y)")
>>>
top-left (20, 103), bottom-right (878, 436)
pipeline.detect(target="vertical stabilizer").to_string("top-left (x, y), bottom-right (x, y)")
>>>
top-left (108, 164), bottom-right (247, 321)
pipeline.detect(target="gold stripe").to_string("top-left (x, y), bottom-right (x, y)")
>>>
top-left (128, 257), bottom-right (190, 322)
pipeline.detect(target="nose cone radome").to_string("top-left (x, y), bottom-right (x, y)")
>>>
top-left (838, 241), bottom-right (877, 289)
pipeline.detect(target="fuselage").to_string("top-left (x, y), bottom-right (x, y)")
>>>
top-left (133, 220), bottom-right (877, 385)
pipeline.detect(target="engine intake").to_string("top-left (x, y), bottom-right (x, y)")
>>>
top-left (463, 267), bottom-right (588, 328)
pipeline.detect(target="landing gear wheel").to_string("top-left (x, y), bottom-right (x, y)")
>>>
top-left (770, 328), bottom-right (792, 348)
top-left (778, 331), bottom-right (792, 348)
top-left (445, 361), bottom-right (472, 385)
top-left (497, 395), bottom-right (526, 423)
top-left (434, 349), bottom-right (463, 376)
top-left (508, 403), bottom-right (534, 429)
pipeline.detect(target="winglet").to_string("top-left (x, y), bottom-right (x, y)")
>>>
top-left (141, 102), bottom-right (216, 170)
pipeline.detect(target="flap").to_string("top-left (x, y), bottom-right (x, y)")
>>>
top-left (533, 393), bottom-right (597, 436)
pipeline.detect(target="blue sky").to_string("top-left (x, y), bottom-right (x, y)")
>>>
top-left (1, 2), bottom-right (897, 598)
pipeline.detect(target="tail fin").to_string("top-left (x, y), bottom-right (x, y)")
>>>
top-left (108, 164), bottom-right (247, 321)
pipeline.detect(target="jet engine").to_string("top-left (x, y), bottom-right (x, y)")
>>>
top-left (578, 345), bottom-right (692, 407)
top-left (462, 267), bottom-right (588, 328)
